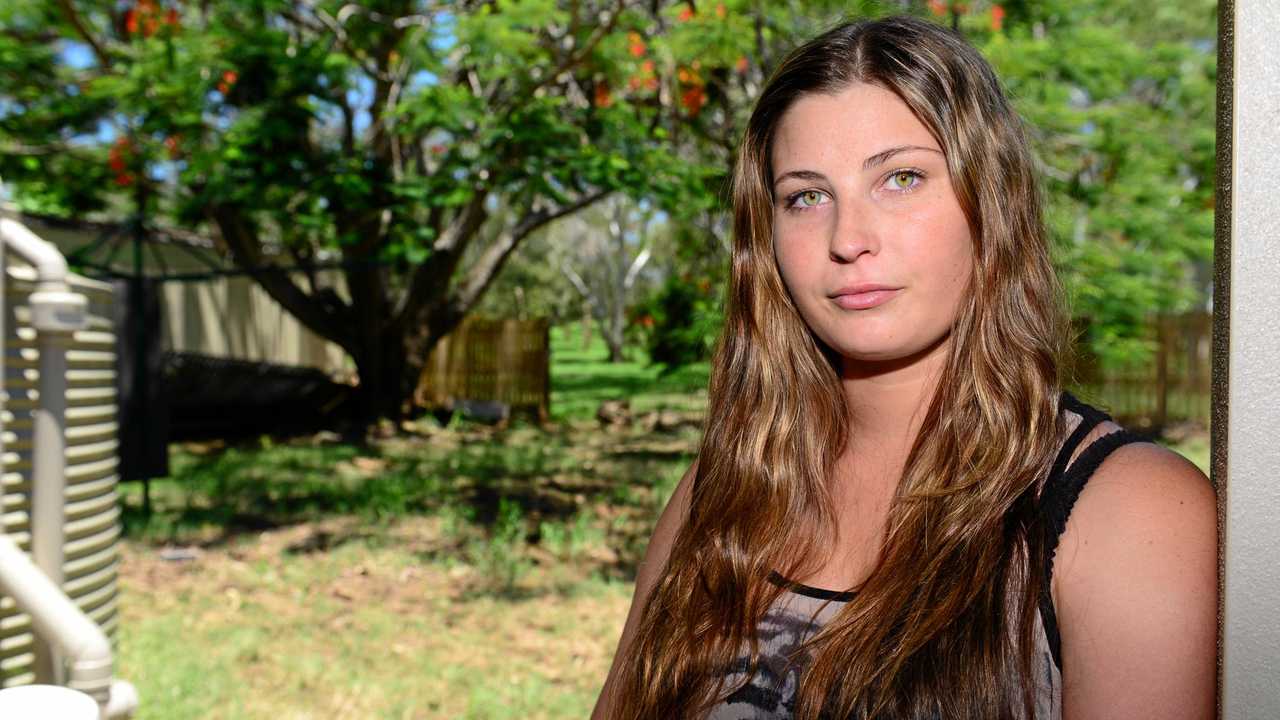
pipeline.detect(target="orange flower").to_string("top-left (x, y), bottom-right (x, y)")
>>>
top-left (217, 70), bottom-right (237, 96)
top-left (991, 4), bottom-right (1005, 31)
top-left (681, 85), bottom-right (705, 116)
top-left (735, 56), bottom-right (749, 73)
top-left (641, 59), bottom-right (655, 74)
top-left (715, 2), bottom-right (726, 19)
top-left (928, 0), bottom-right (947, 15)
top-left (594, 83), bottom-right (613, 108)
top-left (628, 31), bottom-right (645, 58)
top-left (678, 5), bottom-right (694, 21)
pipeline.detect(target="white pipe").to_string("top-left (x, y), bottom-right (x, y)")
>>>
top-left (0, 534), bottom-right (113, 711)
top-left (31, 330), bottom-right (72, 683)
top-left (0, 218), bottom-right (69, 292)
top-left (0, 216), bottom-right (134, 718)
top-left (0, 216), bottom-right (87, 682)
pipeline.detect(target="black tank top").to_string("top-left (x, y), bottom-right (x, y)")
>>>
top-left (1037, 392), bottom-right (1147, 671)
top-left (703, 393), bottom-right (1148, 719)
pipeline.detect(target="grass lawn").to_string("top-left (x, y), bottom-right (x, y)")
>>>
top-left (115, 325), bottom-right (1206, 718)
top-left (117, 325), bottom-right (702, 719)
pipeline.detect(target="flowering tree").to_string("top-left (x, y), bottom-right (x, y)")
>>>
top-left (0, 0), bottom-right (776, 422)
top-left (0, 0), bottom-right (1217, 417)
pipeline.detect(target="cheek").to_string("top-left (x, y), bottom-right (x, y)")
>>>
top-left (916, 206), bottom-right (972, 285)
top-left (933, 230), bottom-right (974, 311)
top-left (772, 233), bottom-right (810, 297)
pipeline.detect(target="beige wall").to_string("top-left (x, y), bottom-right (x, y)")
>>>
top-left (160, 272), bottom-right (349, 375)
top-left (18, 215), bottom-right (350, 375)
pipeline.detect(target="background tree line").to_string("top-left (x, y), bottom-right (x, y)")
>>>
top-left (0, 0), bottom-right (1216, 425)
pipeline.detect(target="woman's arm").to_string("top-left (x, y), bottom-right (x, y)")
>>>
top-left (590, 461), bottom-right (696, 720)
top-left (1054, 443), bottom-right (1217, 720)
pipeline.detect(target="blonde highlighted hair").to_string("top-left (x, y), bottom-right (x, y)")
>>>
top-left (614, 15), bottom-right (1067, 719)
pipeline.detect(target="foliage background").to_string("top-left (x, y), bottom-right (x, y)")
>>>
top-left (0, 0), bottom-right (1217, 386)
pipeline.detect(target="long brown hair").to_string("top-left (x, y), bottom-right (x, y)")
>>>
top-left (613, 15), bottom-right (1067, 719)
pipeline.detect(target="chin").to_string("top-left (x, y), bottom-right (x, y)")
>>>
top-left (834, 346), bottom-right (914, 364)
top-left (821, 332), bottom-right (951, 369)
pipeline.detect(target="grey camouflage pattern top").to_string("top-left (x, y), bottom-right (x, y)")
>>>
top-left (703, 584), bottom-right (1062, 720)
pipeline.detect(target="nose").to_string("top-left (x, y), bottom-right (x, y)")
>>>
top-left (828, 200), bottom-right (878, 264)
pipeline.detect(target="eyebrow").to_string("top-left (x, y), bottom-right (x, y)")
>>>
top-left (771, 144), bottom-right (943, 187)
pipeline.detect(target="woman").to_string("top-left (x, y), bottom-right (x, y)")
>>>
top-left (593, 15), bottom-right (1215, 720)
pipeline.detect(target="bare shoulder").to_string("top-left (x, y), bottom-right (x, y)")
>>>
top-left (640, 459), bottom-right (697, 582)
top-left (1059, 438), bottom-right (1214, 540)
top-left (1054, 439), bottom-right (1217, 720)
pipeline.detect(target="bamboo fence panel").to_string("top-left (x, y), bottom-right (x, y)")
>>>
top-left (415, 318), bottom-right (550, 421)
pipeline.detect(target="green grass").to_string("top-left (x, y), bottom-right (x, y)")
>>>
top-left (1164, 433), bottom-right (1210, 474)
top-left (117, 327), bottom-right (701, 717)
top-left (548, 323), bottom-right (709, 420)
top-left (115, 327), bottom-right (1210, 718)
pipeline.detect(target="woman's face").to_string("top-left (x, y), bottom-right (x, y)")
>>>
top-left (771, 82), bottom-right (973, 367)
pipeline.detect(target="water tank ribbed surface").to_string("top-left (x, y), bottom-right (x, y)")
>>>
top-left (1, 265), bottom-right (119, 687)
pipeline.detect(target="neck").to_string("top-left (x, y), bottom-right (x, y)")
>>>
top-left (839, 335), bottom-right (951, 461)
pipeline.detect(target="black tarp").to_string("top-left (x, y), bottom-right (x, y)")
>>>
top-left (113, 279), bottom-right (355, 476)
top-left (161, 352), bottom-right (353, 442)
top-left (114, 277), bottom-right (170, 481)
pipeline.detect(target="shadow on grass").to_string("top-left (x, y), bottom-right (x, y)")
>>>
top-left (122, 425), bottom-right (695, 578)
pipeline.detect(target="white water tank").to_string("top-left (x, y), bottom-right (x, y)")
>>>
top-left (0, 264), bottom-right (120, 687)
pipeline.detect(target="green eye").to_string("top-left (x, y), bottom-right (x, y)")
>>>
top-left (800, 191), bottom-right (822, 206)
top-left (890, 171), bottom-right (920, 190)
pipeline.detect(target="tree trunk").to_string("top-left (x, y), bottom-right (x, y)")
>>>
top-left (605, 297), bottom-right (626, 363)
top-left (350, 328), bottom-right (411, 432)
top-left (605, 327), bottom-right (625, 363)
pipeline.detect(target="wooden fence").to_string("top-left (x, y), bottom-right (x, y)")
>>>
top-left (413, 313), bottom-right (1207, 431)
top-left (415, 317), bottom-right (550, 421)
top-left (1070, 312), bottom-right (1211, 430)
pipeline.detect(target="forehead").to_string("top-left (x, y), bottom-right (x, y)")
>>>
top-left (771, 83), bottom-right (940, 170)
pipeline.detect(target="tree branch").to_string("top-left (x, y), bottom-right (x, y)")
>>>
top-left (498, 0), bottom-right (627, 111)
top-left (623, 245), bottom-right (651, 290)
top-left (55, 0), bottom-right (111, 68)
top-left (209, 203), bottom-right (356, 353)
top-left (452, 188), bottom-right (610, 318)
top-left (393, 191), bottom-right (490, 322)
top-left (561, 259), bottom-right (592, 299)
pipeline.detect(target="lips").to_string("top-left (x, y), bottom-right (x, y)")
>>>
top-left (828, 283), bottom-right (902, 310)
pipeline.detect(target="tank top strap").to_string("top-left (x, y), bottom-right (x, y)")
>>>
top-left (1046, 392), bottom-right (1110, 483)
top-left (1037, 393), bottom-right (1148, 671)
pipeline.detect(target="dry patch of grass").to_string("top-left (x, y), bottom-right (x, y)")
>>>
top-left (118, 514), bottom-right (635, 719)
top-left (116, 410), bottom-right (699, 719)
